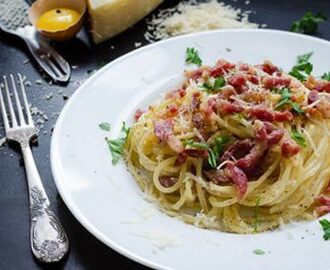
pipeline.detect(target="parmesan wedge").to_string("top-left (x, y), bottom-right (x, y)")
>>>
top-left (87, 0), bottom-right (163, 43)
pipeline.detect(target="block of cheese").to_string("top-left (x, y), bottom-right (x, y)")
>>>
top-left (86, 0), bottom-right (163, 43)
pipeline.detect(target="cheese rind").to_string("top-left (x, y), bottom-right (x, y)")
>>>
top-left (87, 0), bottom-right (163, 43)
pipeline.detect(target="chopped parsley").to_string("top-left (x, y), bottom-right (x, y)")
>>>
top-left (208, 148), bottom-right (218, 169)
top-left (321, 72), bottom-right (330, 81)
top-left (105, 122), bottom-right (130, 165)
top-left (252, 249), bottom-right (266, 255)
top-left (289, 52), bottom-right (313, 81)
top-left (184, 139), bottom-right (209, 149)
top-left (253, 197), bottom-right (260, 233)
top-left (274, 87), bottom-right (303, 114)
top-left (208, 135), bottom-right (230, 168)
top-left (202, 76), bottom-right (226, 93)
top-left (184, 135), bottom-right (230, 168)
top-left (185, 47), bottom-right (202, 66)
top-left (99, 122), bottom-right (111, 131)
top-left (319, 219), bottom-right (330, 240)
top-left (291, 129), bottom-right (306, 147)
top-left (214, 76), bottom-right (226, 89)
top-left (291, 12), bottom-right (327, 34)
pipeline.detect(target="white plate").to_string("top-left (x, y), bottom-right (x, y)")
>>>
top-left (51, 30), bottom-right (330, 270)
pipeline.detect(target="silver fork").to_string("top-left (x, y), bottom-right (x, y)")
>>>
top-left (0, 74), bottom-right (69, 262)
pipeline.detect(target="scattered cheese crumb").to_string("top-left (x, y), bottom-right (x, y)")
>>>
top-left (131, 231), bottom-right (180, 251)
top-left (134, 42), bottom-right (142, 48)
top-left (0, 137), bottom-right (6, 148)
top-left (145, 0), bottom-right (259, 42)
top-left (35, 80), bottom-right (43, 85)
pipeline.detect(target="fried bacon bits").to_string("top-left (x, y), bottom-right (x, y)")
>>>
top-left (145, 58), bottom-right (330, 198)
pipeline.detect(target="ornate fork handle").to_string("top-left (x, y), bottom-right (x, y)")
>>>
top-left (21, 143), bottom-right (69, 263)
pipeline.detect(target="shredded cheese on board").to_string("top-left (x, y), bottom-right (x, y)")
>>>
top-left (144, 0), bottom-right (260, 42)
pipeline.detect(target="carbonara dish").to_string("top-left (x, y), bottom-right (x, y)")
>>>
top-left (123, 56), bottom-right (330, 233)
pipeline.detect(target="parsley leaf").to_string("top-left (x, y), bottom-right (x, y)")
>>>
top-left (99, 122), bottom-right (111, 131)
top-left (291, 102), bottom-right (304, 114)
top-left (274, 88), bottom-right (303, 114)
top-left (319, 219), bottom-right (330, 240)
top-left (213, 136), bottom-right (230, 156)
top-left (184, 139), bottom-right (209, 149)
top-left (291, 12), bottom-right (327, 34)
top-left (185, 47), bottom-right (202, 66)
top-left (297, 51), bottom-right (313, 63)
top-left (201, 76), bottom-right (226, 93)
top-left (214, 76), bottom-right (226, 89)
top-left (208, 135), bottom-right (230, 169)
top-left (208, 148), bottom-right (218, 169)
top-left (105, 122), bottom-right (130, 165)
top-left (291, 129), bottom-right (306, 147)
top-left (253, 197), bottom-right (260, 233)
top-left (289, 52), bottom-right (314, 82)
top-left (184, 136), bottom-right (230, 169)
top-left (253, 249), bottom-right (266, 255)
top-left (321, 72), bottom-right (330, 81)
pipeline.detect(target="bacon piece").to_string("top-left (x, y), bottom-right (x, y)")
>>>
top-left (249, 105), bottom-right (275, 121)
top-left (308, 90), bottom-right (319, 105)
top-left (203, 169), bottom-right (230, 185)
top-left (262, 76), bottom-right (291, 89)
top-left (159, 176), bottom-right (178, 188)
top-left (183, 148), bottom-right (208, 158)
top-left (167, 104), bottom-right (178, 116)
top-left (318, 195), bottom-right (330, 206)
top-left (316, 99), bottom-right (330, 119)
top-left (134, 109), bottom-right (145, 121)
top-left (154, 119), bottom-right (173, 140)
top-left (167, 135), bottom-right (184, 153)
top-left (255, 123), bottom-right (268, 141)
top-left (186, 69), bottom-right (204, 80)
top-left (248, 75), bottom-right (259, 84)
top-left (154, 120), bottom-right (183, 153)
top-left (274, 110), bottom-right (294, 122)
top-left (209, 60), bottom-right (235, 77)
top-left (267, 129), bottom-right (284, 145)
top-left (239, 63), bottom-right (249, 71)
top-left (315, 205), bottom-right (330, 214)
top-left (258, 61), bottom-right (279, 75)
top-left (226, 163), bottom-right (248, 198)
top-left (228, 74), bottom-right (247, 93)
top-left (217, 100), bottom-right (244, 115)
top-left (281, 139), bottom-right (300, 158)
top-left (218, 85), bottom-right (236, 100)
top-left (315, 82), bottom-right (330, 93)
top-left (190, 92), bottom-right (201, 112)
top-left (256, 121), bottom-right (284, 145)
top-left (236, 141), bottom-right (268, 171)
top-left (175, 152), bottom-right (187, 165)
top-left (165, 88), bottom-right (186, 99)
top-left (316, 195), bottom-right (330, 214)
top-left (220, 139), bottom-right (254, 163)
top-left (192, 113), bottom-right (204, 130)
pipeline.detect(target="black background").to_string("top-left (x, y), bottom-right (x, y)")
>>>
top-left (0, 0), bottom-right (330, 269)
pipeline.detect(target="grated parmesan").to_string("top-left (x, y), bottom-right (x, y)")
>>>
top-left (144, 0), bottom-right (259, 42)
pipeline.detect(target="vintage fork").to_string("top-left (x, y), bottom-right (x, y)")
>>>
top-left (0, 74), bottom-right (69, 262)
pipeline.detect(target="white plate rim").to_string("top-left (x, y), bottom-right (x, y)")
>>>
top-left (50, 29), bottom-right (330, 270)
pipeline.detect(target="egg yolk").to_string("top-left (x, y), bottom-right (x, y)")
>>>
top-left (37, 8), bottom-right (80, 31)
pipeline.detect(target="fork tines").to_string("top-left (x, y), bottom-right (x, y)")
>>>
top-left (0, 74), bottom-right (33, 131)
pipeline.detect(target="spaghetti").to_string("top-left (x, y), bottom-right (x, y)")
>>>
top-left (124, 59), bottom-right (330, 233)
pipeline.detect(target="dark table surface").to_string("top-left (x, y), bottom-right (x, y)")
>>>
top-left (1, 0), bottom-right (330, 269)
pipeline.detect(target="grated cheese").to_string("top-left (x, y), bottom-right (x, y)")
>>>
top-left (144, 0), bottom-right (259, 42)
